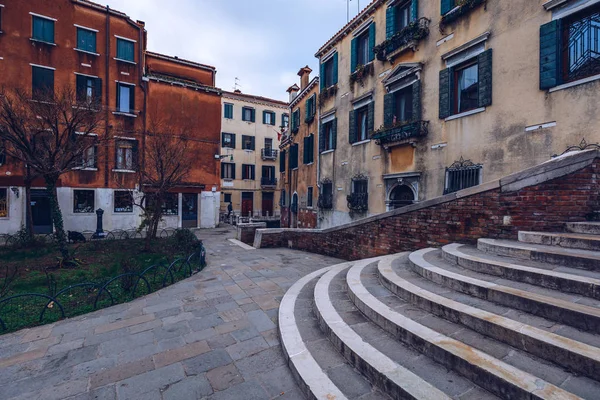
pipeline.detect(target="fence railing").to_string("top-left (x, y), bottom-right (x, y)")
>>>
top-left (261, 148), bottom-right (278, 160)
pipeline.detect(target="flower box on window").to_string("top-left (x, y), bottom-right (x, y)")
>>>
top-left (374, 18), bottom-right (430, 62)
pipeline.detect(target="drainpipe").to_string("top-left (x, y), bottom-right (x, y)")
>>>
top-left (104, 6), bottom-right (110, 188)
top-left (138, 24), bottom-right (147, 193)
top-left (316, 78), bottom-right (321, 224)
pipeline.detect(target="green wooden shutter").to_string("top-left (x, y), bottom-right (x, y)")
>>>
top-left (231, 164), bottom-right (236, 180)
top-left (320, 62), bottom-right (326, 90)
top-left (251, 136), bottom-right (255, 150)
top-left (332, 118), bottom-right (337, 150)
top-left (221, 133), bottom-right (226, 147)
top-left (384, 93), bottom-right (395, 126)
top-left (540, 20), bottom-right (561, 90)
top-left (76, 75), bottom-right (86, 102)
top-left (303, 137), bottom-right (308, 164)
top-left (94, 78), bottom-right (102, 104)
top-left (262, 111), bottom-right (266, 124)
top-left (368, 23), bottom-right (376, 63)
top-left (132, 141), bottom-right (139, 169)
top-left (441, 0), bottom-right (454, 15)
top-left (386, 6), bottom-right (397, 39)
top-left (305, 99), bottom-right (310, 122)
top-left (351, 38), bottom-right (358, 73)
top-left (349, 110), bottom-right (357, 144)
top-left (319, 123), bottom-right (325, 152)
top-left (439, 68), bottom-right (452, 119)
top-left (232, 133), bottom-right (236, 149)
top-left (251, 165), bottom-right (255, 180)
top-left (115, 82), bottom-right (120, 109)
top-left (309, 136), bottom-right (314, 163)
top-left (251, 109), bottom-right (256, 122)
top-left (411, 0), bottom-right (418, 21)
top-left (333, 53), bottom-right (339, 85)
top-left (368, 101), bottom-right (374, 134)
top-left (280, 150), bottom-right (286, 172)
top-left (478, 49), bottom-right (493, 108)
top-left (412, 80), bottom-right (421, 120)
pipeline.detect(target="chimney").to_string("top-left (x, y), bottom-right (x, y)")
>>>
top-left (286, 84), bottom-right (300, 103)
top-left (234, 89), bottom-right (242, 94)
top-left (298, 66), bottom-right (312, 91)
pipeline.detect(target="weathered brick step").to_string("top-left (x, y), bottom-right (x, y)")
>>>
top-left (278, 265), bottom-right (349, 400)
top-left (345, 257), bottom-right (583, 400)
top-left (566, 222), bottom-right (600, 235)
top-left (409, 249), bottom-right (600, 333)
top-left (519, 231), bottom-right (600, 251)
top-left (377, 253), bottom-right (600, 382)
top-left (478, 238), bottom-right (600, 271)
top-left (314, 260), bottom-right (456, 400)
top-left (442, 243), bottom-right (600, 300)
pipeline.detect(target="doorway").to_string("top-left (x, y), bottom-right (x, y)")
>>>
top-left (182, 193), bottom-right (198, 228)
top-left (389, 185), bottom-right (415, 210)
top-left (291, 192), bottom-right (298, 228)
top-left (31, 189), bottom-right (52, 234)
top-left (241, 192), bottom-right (254, 217)
top-left (262, 192), bottom-right (274, 217)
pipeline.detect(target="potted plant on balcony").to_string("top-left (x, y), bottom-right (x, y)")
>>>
top-left (349, 63), bottom-right (374, 87)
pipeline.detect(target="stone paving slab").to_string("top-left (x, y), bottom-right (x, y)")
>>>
top-left (0, 226), bottom-right (342, 400)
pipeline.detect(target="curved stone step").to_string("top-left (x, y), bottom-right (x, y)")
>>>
top-left (409, 248), bottom-right (600, 333)
top-left (442, 243), bottom-right (600, 300)
top-left (314, 259), bottom-right (453, 400)
top-left (377, 254), bottom-right (600, 381)
top-left (346, 257), bottom-right (582, 400)
top-left (278, 265), bottom-right (348, 400)
top-left (478, 238), bottom-right (600, 271)
top-left (566, 222), bottom-right (600, 235)
top-left (519, 231), bottom-right (600, 251)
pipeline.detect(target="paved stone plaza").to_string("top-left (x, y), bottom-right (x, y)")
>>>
top-left (0, 226), bottom-right (342, 400)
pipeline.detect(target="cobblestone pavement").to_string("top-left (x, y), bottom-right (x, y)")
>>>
top-left (0, 226), bottom-right (343, 400)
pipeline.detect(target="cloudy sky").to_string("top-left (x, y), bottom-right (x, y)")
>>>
top-left (104, 0), bottom-right (366, 102)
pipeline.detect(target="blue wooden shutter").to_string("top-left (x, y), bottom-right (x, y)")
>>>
top-left (351, 38), bottom-right (358, 73)
top-left (411, 0), bottom-right (418, 21)
top-left (439, 68), bottom-right (453, 119)
top-left (368, 23), bottom-right (376, 62)
top-left (349, 110), bottom-right (357, 144)
top-left (251, 109), bottom-right (256, 122)
top-left (368, 101), bottom-right (374, 134)
top-left (332, 118), bottom-right (337, 150)
top-left (441, 0), bottom-right (454, 15)
top-left (251, 165), bottom-right (256, 180)
top-left (384, 93), bottom-right (395, 126)
top-left (412, 80), bottom-right (421, 121)
top-left (303, 136), bottom-right (308, 164)
top-left (305, 99), bottom-right (310, 122)
top-left (250, 136), bottom-right (255, 150)
top-left (540, 20), bottom-right (561, 90)
top-left (231, 133), bottom-right (236, 149)
top-left (320, 62), bottom-right (326, 90)
top-left (478, 49), bottom-right (493, 108)
top-left (333, 53), bottom-right (339, 85)
top-left (386, 6), bottom-right (397, 39)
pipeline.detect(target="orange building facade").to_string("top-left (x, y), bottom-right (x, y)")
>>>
top-left (0, 0), bottom-right (222, 234)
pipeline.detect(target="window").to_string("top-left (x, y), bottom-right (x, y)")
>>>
top-left (32, 66), bottom-right (54, 100)
top-left (265, 138), bottom-right (273, 150)
top-left (114, 191), bottom-right (133, 213)
top-left (242, 135), bottom-right (255, 151)
top-left (32, 15), bottom-right (55, 43)
top-left (280, 149), bottom-right (286, 172)
top-left (76, 75), bottom-right (101, 105)
top-left (115, 140), bottom-right (137, 170)
top-left (358, 31), bottom-right (370, 66)
top-left (289, 144), bottom-right (299, 170)
top-left (242, 107), bottom-right (255, 122)
top-left (307, 187), bottom-right (313, 208)
top-left (263, 111), bottom-right (275, 125)
top-left (116, 83), bottom-right (135, 114)
top-left (444, 160), bottom-right (482, 194)
top-left (224, 193), bottom-right (232, 203)
top-left (320, 53), bottom-right (338, 89)
top-left (73, 190), bottom-right (95, 213)
top-left (224, 103), bottom-right (233, 119)
top-left (0, 188), bottom-right (7, 218)
top-left (81, 145), bottom-right (97, 169)
top-left (320, 119), bottom-right (337, 152)
top-left (396, 2), bottom-right (411, 31)
top-left (353, 179), bottom-right (368, 194)
top-left (303, 134), bottom-right (314, 164)
top-left (454, 62), bottom-right (479, 114)
top-left (394, 86), bottom-right (414, 123)
top-left (319, 182), bottom-right (333, 209)
top-left (563, 6), bottom-right (600, 83)
top-left (291, 109), bottom-right (300, 133)
top-left (356, 106), bottom-right (369, 142)
top-left (222, 132), bottom-right (235, 149)
top-left (116, 38), bottom-right (135, 62)
top-left (441, 0), bottom-right (457, 15)
top-left (348, 179), bottom-right (369, 212)
top-left (77, 28), bottom-right (97, 53)
top-left (147, 193), bottom-right (178, 216)
top-left (221, 162), bottom-right (236, 179)
top-left (242, 164), bottom-right (255, 180)
top-left (0, 141), bottom-right (5, 166)
top-left (282, 113), bottom-right (289, 128)
top-left (305, 95), bottom-right (316, 123)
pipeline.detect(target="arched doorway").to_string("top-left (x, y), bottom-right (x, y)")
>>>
top-left (291, 192), bottom-right (299, 228)
top-left (389, 185), bottom-right (414, 210)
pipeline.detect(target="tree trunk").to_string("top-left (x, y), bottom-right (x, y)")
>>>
top-left (45, 176), bottom-right (69, 260)
top-left (24, 167), bottom-right (34, 240)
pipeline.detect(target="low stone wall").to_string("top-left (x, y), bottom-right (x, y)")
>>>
top-left (254, 150), bottom-right (600, 260)
top-left (237, 222), bottom-right (266, 245)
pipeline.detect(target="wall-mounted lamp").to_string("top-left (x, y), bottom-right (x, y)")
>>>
top-left (216, 154), bottom-right (234, 162)
top-left (10, 187), bottom-right (19, 198)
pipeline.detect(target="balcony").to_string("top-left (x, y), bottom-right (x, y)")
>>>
top-left (371, 120), bottom-right (429, 150)
top-left (347, 193), bottom-right (368, 212)
top-left (318, 194), bottom-right (333, 210)
top-left (261, 148), bottom-right (278, 160)
top-left (440, 0), bottom-right (486, 31)
top-left (373, 18), bottom-right (430, 63)
top-left (261, 177), bottom-right (278, 188)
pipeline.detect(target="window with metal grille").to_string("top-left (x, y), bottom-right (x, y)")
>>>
top-left (563, 6), bottom-right (600, 83)
top-left (319, 182), bottom-right (333, 209)
top-left (444, 158), bottom-right (482, 194)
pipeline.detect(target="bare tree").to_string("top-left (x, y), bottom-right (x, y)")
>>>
top-left (0, 86), bottom-right (106, 260)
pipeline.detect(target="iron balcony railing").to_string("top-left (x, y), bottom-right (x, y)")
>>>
top-left (371, 120), bottom-right (429, 147)
top-left (260, 177), bottom-right (278, 187)
top-left (318, 194), bottom-right (333, 210)
top-left (347, 193), bottom-right (368, 212)
top-left (374, 18), bottom-right (430, 61)
top-left (261, 148), bottom-right (278, 160)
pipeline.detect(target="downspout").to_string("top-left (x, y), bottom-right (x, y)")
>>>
top-left (138, 25), bottom-right (147, 193)
top-left (316, 78), bottom-right (321, 223)
top-left (104, 6), bottom-right (110, 188)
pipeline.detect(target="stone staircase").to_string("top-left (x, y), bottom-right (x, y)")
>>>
top-left (279, 222), bottom-right (600, 400)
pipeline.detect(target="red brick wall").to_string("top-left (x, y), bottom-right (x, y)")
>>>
top-left (259, 161), bottom-right (600, 260)
top-left (297, 208), bottom-right (317, 229)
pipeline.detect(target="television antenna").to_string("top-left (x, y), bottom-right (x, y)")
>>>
top-left (347, 0), bottom-right (360, 22)
top-left (233, 77), bottom-right (241, 92)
